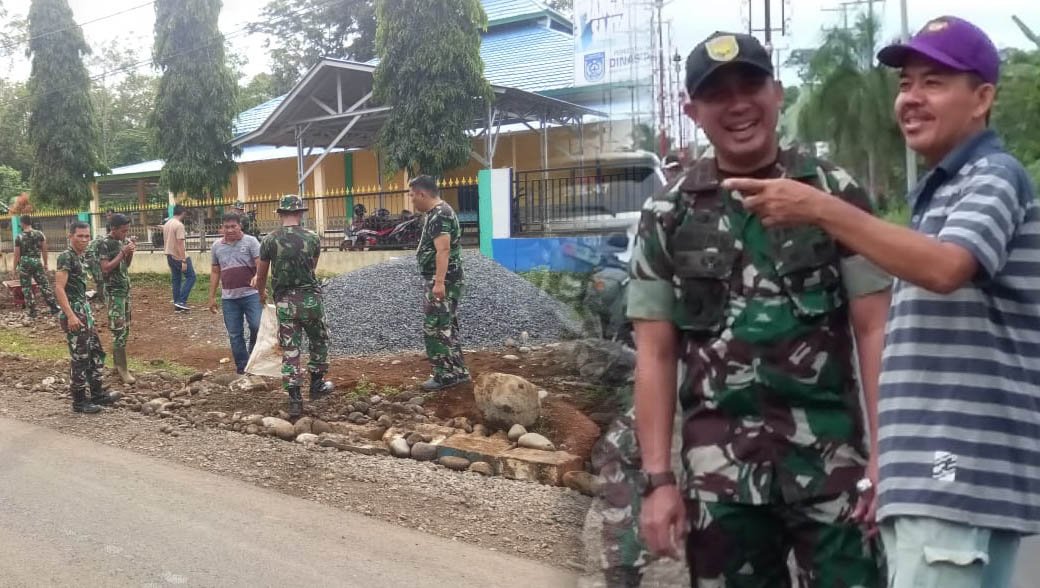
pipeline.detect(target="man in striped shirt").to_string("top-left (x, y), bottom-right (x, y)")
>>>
top-left (725, 15), bottom-right (1039, 588)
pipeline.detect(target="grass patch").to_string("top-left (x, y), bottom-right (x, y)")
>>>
top-left (0, 327), bottom-right (194, 375)
top-left (519, 269), bottom-right (591, 315)
top-left (130, 272), bottom-right (212, 304)
top-left (0, 328), bottom-right (68, 361)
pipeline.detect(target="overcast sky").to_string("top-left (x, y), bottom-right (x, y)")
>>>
top-left (0, 0), bottom-right (1034, 85)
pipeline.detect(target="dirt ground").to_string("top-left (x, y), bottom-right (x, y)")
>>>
top-left (0, 275), bottom-right (632, 574)
top-left (3, 277), bottom-right (611, 462)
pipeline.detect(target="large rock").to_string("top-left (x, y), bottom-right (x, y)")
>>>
top-left (518, 432), bottom-right (555, 452)
top-left (500, 448), bottom-right (583, 486)
top-left (438, 456), bottom-right (471, 471)
top-left (293, 417), bottom-right (314, 437)
top-left (311, 419), bottom-right (333, 435)
top-left (389, 437), bottom-right (411, 458)
top-left (435, 435), bottom-right (512, 472)
top-left (507, 424), bottom-right (527, 442)
top-left (473, 372), bottom-right (540, 430)
top-left (229, 375), bottom-right (269, 394)
top-left (410, 442), bottom-right (438, 462)
top-left (261, 417), bottom-right (296, 441)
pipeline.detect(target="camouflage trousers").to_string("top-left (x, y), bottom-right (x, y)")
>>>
top-left (17, 258), bottom-right (58, 315)
top-left (105, 288), bottom-right (131, 349)
top-left (422, 279), bottom-right (469, 382)
top-left (686, 493), bottom-right (881, 588)
top-left (60, 305), bottom-right (105, 396)
top-left (590, 403), bottom-right (654, 581)
top-left (275, 288), bottom-right (330, 390)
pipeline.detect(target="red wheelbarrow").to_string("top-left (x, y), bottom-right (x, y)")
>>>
top-left (3, 279), bottom-right (40, 309)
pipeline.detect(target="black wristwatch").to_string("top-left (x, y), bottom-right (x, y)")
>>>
top-left (638, 471), bottom-right (677, 497)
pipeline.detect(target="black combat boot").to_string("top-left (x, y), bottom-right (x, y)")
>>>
top-left (89, 379), bottom-right (116, 406)
top-left (287, 386), bottom-right (303, 418)
top-left (308, 371), bottom-right (334, 401)
top-left (71, 388), bottom-right (101, 414)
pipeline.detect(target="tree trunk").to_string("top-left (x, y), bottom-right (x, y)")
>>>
top-left (867, 149), bottom-right (877, 208)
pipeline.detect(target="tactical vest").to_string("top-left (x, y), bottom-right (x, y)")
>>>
top-left (668, 169), bottom-right (844, 336)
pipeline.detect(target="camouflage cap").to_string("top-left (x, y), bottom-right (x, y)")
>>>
top-left (276, 194), bottom-right (308, 213)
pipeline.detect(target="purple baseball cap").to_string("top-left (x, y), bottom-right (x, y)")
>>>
top-left (877, 16), bottom-right (1000, 84)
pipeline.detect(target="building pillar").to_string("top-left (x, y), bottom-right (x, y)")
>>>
top-left (90, 183), bottom-right (101, 236)
top-left (478, 168), bottom-right (513, 258)
top-left (236, 167), bottom-right (249, 203)
top-left (312, 161), bottom-right (327, 234)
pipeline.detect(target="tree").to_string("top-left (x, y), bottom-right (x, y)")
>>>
top-left (0, 80), bottom-right (33, 179)
top-left (150, 0), bottom-right (238, 199)
top-left (0, 164), bottom-right (26, 204)
top-left (249, 0), bottom-right (376, 95)
top-left (91, 38), bottom-right (160, 168)
top-left (237, 72), bottom-right (279, 113)
top-left (26, 0), bottom-right (107, 207)
top-left (373, 0), bottom-right (492, 177)
top-left (993, 48), bottom-right (1040, 188)
top-left (795, 13), bottom-right (903, 208)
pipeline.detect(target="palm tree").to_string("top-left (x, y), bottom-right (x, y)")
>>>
top-left (796, 13), bottom-right (903, 208)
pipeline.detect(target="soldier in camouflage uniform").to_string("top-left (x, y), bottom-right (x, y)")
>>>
top-left (255, 195), bottom-right (334, 418)
top-left (96, 213), bottom-right (137, 384)
top-left (12, 217), bottom-right (59, 317)
top-left (628, 33), bottom-right (893, 586)
top-left (54, 221), bottom-right (115, 413)
top-left (591, 400), bottom-right (654, 587)
top-left (85, 210), bottom-right (114, 302)
top-left (232, 201), bottom-right (260, 239)
top-left (409, 175), bottom-right (470, 391)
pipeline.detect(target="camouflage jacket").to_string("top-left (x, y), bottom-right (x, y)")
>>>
top-left (56, 248), bottom-right (90, 318)
top-left (96, 236), bottom-right (131, 293)
top-left (15, 229), bottom-right (45, 259)
top-left (259, 225), bottom-right (320, 296)
top-left (240, 213), bottom-right (260, 239)
top-left (627, 147), bottom-right (888, 505)
top-left (416, 202), bottom-right (463, 281)
top-left (85, 236), bottom-right (105, 273)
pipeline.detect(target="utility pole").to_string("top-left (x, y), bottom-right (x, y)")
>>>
top-left (901, 0), bottom-right (917, 190)
top-left (747, 0), bottom-right (789, 69)
top-left (656, 0), bottom-right (669, 157)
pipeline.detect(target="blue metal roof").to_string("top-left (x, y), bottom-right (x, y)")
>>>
top-left (232, 0), bottom-right (578, 139)
top-left (482, 23), bottom-right (574, 92)
top-left (233, 95), bottom-right (286, 138)
top-left (483, 0), bottom-right (568, 27)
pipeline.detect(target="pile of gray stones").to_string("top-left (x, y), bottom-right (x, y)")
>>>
top-left (323, 251), bottom-right (586, 356)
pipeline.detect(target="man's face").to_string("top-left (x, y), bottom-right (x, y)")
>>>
top-left (109, 224), bottom-right (130, 240)
top-left (409, 187), bottom-right (429, 212)
top-left (895, 55), bottom-right (995, 164)
top-left (687, 65), bottom-right (782, 169)
top-left (223, 220), bottom-right (242, 241)
top-left (70, 228), bottom-right (91, 252)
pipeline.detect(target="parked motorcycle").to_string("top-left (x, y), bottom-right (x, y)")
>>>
top-left (341, 204), bottom-right (422, 250)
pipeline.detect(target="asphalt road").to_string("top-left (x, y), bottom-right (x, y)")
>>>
top-left (0, 418), bottom-right (577, 587)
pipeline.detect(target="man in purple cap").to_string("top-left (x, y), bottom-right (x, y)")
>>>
top-left (724, 15), bottom-right (1040, 588)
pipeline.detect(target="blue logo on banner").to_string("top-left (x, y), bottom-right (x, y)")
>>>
top-left (584, 52), bottom-right (606, 82)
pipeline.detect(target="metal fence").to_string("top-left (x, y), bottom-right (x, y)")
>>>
top-left (0, 179), bottom-right (481, 253)
top-left (512, 166), bottom-right (663, 236)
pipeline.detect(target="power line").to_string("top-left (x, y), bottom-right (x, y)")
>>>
top-left (0, 0), bottom-right (345, 112)
top-left (0, 1), bottom-right (155, 55)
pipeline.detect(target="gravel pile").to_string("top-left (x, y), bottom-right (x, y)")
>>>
top-left (324, 251), bottom-right (585, 356)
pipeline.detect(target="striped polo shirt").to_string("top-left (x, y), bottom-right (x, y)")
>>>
top-left (877, 130), bottom-right (1040, 534)
top-left (210, 235), bottom-right (260, 300)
